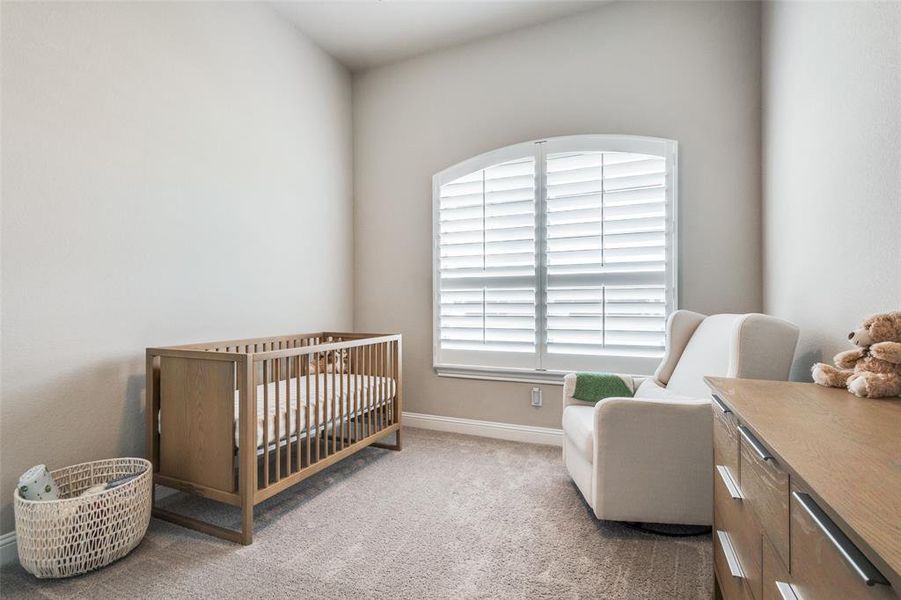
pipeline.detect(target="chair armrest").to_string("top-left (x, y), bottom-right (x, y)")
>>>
top-left (591, 397), bottom-right (713, 524)
top-left (562, 373), bottom-right (593, 410)
top-left (562, 373), bottom-right (647, 410)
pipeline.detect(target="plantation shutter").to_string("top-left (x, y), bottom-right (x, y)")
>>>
top-left (542, 148), bottom-right (670, 372)
top-left (434, 136), bottom-right (676, 377)
top-left (435, 151), bottom-right (538, 369)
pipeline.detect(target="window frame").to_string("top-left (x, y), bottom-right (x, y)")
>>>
top-left (432, 134), bottom-right (678, 385)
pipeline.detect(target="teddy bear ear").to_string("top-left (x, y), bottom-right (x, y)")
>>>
top-left (868, 313), bottom-right (901, 342)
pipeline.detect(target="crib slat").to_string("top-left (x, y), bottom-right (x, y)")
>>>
top-left (372, 343), bottom-right (378, 433)
top-left (328, 350), bottom-right (333, 459)
top-left (283, 356), bottom-right (290, 477)
top-left (393, 341), bottom-right (398, 423)
top-left (336, 349), bottom-right (341, 453)
top-left (339, 340), bottom-right (346, 443)
top-left (339, 350), bottom-right (353, 450)
top-left (392, 340), bottom-right (398, 425)
top-left (263, 360), bottom-right (270, 487)
top-left (305, 353), bottom-right (311, 467)
top-left (331, 350), bottom-right (337, 455)
top-left (274, 359), bottom-right (281, 482)
top-left (363, 343), bottom-right (369, 437)
top-left (295, 354), bottom-right (301, 472)
top-left (359, 345), bottom-right (365, 439)
top-left (358, 346), bottom-right (363, 439)
top-left (369, 344), bottom-right (379, 433)
top-left (374, 343), bottom-right (380, 432)
top-left (385, 342), bottom-right (394, 426)
top-left (381, 343), bottom-right (386, 428)
top-left (383, 342), bottom-right (388, 430)
top-left (375, 343), bottom-right (382, 432)
top-left (285, 355), bottom-right (292, 475)
top-left (287, 355), bottom-right (293, 474)
top-left (324, 350), bottom-right (329, 460)
top-left (375, 344), bottom-right (385, 431)
top-left (368, 343), bottom-right (374, 435)
top-left (351, 346), bottom-right (359, 443)
top-left (322, 350), bottom-right (328, 459)
top-left (316, 352), bottom-right (323, 461)
top-left (385, 342), bottom-right (394, 425)
top-left (386, 343), bottom-right (391, 426)
top-left (327, 350), bottom-right (333, 457)
top-left (338, 349), bottom-right (343, 449)
top-left (347, 347), bottom-right (353, 444)
top-left (385, 342), bottom-right (391, 425)
top-left (370, 342), bottom-right (375, 435)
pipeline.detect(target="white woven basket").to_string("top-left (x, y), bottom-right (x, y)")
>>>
top-left (14, 457), bottom-right (152, 578)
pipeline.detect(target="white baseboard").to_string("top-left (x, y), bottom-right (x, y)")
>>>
top-left (0, 531), bottom-right (17, 567)
top-left (402, 411), bottom-right (563, 447)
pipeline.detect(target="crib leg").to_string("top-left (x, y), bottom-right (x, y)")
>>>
top-left (238, 356), bottom-right (256, 545)
top-left (241, 500), bottom-right (253, 545)
top-left (371, 428), bottom-right (402, 451)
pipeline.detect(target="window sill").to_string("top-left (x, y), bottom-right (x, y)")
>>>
top-left (434, 365), bottom-right (567, 386)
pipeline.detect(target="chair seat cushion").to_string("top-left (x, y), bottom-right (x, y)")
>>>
top-left (634, 379), bottom-right (696, 403)
top-left (562, 406), bottom-right (594, 463)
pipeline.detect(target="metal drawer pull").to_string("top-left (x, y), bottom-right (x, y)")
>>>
top-left (738, 425), bottom-right (773, 461)
top-left (716, 530), bottom-right (744, 579)
top-left (711, 394), bottom-right (731, 414)
top-left (775, 581), bottom-right (800, 600)
top-left (716, 465), bottom-right (742, 500)
top-left (792, 492), bottom-right (889, 587)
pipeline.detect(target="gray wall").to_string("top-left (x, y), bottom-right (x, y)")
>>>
top-left (0, 2), bottom-right (353, 533)
top-left (762, 1), bottom-right (901, 380)
top-left (352, 1), bottom-right (763, 429)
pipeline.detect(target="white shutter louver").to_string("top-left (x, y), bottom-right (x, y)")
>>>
top-left (434, 135), bottom-right (676, 377)
top-left (437, 156), bottom-right (538, 363)
top-left (544, 151), bottom-right (668, 359)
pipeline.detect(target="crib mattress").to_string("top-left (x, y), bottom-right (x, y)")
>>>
top-left (159, 373), bottom-right (396, 449)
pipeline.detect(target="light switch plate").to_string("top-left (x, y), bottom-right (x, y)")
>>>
top-left (531, 387), bottom-right (542, 407)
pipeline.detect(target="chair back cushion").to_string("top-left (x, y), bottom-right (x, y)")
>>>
top-left (664, 313), bottom-right (800, 399)
top-left (665, 314), bottom-right (741, 398)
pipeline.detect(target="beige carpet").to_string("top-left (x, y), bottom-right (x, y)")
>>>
top-left (1, 428), bottom-right (712, 599)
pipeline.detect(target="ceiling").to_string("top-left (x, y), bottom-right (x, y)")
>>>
top-left (270, 1), bottom-right (606, 72)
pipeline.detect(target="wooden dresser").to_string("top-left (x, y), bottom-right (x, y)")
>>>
top-left (705, 378), bottom-right (901, 600)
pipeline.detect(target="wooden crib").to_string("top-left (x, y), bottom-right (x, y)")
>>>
top-left (145, 332), bottom-right (402, 545)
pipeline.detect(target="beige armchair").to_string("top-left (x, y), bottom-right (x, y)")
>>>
top-left (562, 311), bottom-right (799, 526)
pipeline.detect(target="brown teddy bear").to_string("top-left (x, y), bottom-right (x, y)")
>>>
top-left (811, 311), bottom-right (901, 398)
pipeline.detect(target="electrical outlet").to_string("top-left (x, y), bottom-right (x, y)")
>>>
top-left (531, 387), bottom-right (542, 407)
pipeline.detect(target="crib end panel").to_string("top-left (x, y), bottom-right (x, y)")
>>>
top-left (157, 355), bottom-right (237, 494)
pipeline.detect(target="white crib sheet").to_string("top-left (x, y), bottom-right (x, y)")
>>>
top-left (241, 373), bottom-right (396, 448)
top-left (159, 373), bottom-right (396, 449)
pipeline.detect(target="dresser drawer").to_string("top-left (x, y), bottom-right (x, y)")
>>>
top-left (739, 424), bottom-right (790, 568)
top-left (789, 485), bottom-right (895, 599)
top-left (715, 512), bottom-right (760, 600)
top-left (762, 536), bottom-right (796, 600)
top-left (715, 517), bottom-right (748, 600)
top-left (713, 393), bottom-right (739, 482)
top-left (715, 461), bottom-right (762, 599)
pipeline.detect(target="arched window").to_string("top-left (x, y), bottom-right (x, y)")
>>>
top-left (432, 135), bottom-right (677, 380)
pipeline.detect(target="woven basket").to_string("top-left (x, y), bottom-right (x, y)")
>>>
top-left (14, 457), bottom-right (152, 578)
